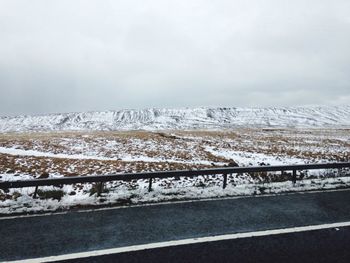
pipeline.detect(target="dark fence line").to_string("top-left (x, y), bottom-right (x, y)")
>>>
top-left (0, 162), bottom-right (349, 197)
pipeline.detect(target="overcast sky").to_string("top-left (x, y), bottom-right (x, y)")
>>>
top-left (0, 0), bottom-right (349, 116)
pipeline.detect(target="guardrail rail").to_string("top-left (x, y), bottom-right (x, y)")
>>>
top-left (0, 162), bottom-right (349, 198)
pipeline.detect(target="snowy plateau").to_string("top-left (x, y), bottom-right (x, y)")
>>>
top-left (1, 105), bottom-right (350, 132)
top-left (0, 106), bottom-right (349, 214)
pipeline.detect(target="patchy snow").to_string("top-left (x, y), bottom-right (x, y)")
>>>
top-left (205, 146), bottom-right (307, 166)
top-left (0, 128), bottom-right (348, 215)
top-left (0, 146), bottom-right (225, 166)
top-left (0, 173), bottom-right (34, 182)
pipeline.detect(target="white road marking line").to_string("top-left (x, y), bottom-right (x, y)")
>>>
top-left (5, 221), bottom-right (350, 263)
top-left (1, 187), bottom-right (350, 220)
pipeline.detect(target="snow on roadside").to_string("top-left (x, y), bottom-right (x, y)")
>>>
top-left (205, 146), bottom-right (307, 166)
top-left (204, 146), bottom-right (337, 178)
top-left (1, 172), bottom-right (350, 215)
top-left (0, 173), bottom-right (63, 182)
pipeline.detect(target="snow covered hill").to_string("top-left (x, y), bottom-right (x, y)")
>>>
top-left (0, 106), bottom-right (350, 132)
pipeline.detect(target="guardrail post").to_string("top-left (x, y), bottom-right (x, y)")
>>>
top-left (292, 170), bottom-right (297, 184)
top-left (223, 174), bottom-right (228, 189)
top-left (148, 178), bottom-right (153, 192)
top-left (97, 182), bottom-right (104, 196)
top-left (33, 186), bottom-right (39, 199)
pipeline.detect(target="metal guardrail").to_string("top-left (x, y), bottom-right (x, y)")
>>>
top-left (0, 162), bottom-right (349, 197)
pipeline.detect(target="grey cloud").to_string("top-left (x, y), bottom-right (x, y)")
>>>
top-left (0, 0), bottom-right (349, 116)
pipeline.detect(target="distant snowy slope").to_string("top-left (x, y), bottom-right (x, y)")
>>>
top-left (0, 106), bottom-right (349, 132)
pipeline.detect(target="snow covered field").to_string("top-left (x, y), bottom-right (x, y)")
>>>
top-left (0, 128), bottom-right (349, 214)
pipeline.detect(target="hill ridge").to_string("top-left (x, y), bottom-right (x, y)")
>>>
top-left (1, 106), bottom-right (349, 132)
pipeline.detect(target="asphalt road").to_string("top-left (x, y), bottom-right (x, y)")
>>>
top-left (1, 189), bottom-right (350, 262)
top-left (58, 226), bottom-right (350, 263)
